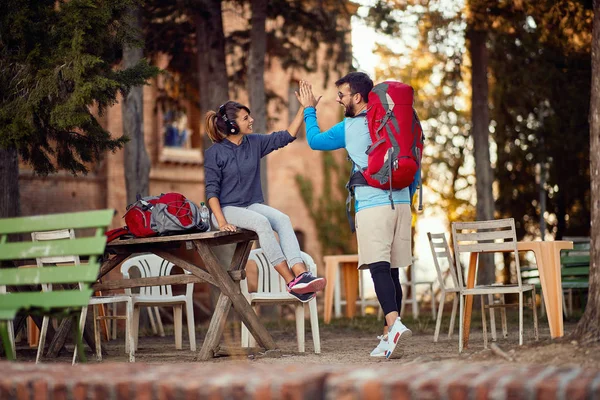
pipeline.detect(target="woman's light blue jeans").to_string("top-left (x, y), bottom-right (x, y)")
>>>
top-left (212, 203), bottom-right (303, 268)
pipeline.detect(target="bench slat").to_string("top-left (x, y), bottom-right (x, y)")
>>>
top-left (561, 267), bottom-right (590, 277)
top-left (0, 209), bottom-right (114, 235)
top-left (0, 237), bottom-right (107, 261)
top-left (0, 290), bottom-right (94, 311)
top-left (0, 264), bottom-right (100, 286)
top-left (561, 255), bottom-right (591, 266)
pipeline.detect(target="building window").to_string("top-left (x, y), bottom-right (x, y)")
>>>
top-left (156, 72), bottom-right (203, 165)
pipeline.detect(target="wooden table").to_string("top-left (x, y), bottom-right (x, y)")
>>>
top-left (323, 254), bottom-right (360, 324)
top-left (462, 240), bottom-right (573, 348)
top-left (94, 229), bottom-right (278, 360)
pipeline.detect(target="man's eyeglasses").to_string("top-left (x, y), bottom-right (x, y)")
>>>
top-left (337, 91), bottom-right (356, 99)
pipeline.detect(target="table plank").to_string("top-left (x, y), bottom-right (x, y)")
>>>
top-left (153, 250), bottom-right (219, 287)
top-left (91, 272), bottom-right (245, 292)
top-left (107, 230), bottom-right (256, 246)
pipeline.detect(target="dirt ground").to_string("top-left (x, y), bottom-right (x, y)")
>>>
top-left (13, 310), bottom-right (600, 370)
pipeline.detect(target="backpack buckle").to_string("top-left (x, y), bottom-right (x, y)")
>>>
top-left (139, 199), bottom-right (154, 211)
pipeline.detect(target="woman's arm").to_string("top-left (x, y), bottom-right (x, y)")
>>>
top-left (286, 105), bottom-right (305, 138)
top-left (207, 197), bottom-right (236, 232)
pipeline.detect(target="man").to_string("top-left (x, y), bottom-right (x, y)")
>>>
top-left (296, 72), bottom-right (414, 359)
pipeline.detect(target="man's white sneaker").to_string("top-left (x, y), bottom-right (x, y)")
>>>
top-left (370, 335), bottom-right (388, 357)
top-left (385, 318), bottom-right (412, 360)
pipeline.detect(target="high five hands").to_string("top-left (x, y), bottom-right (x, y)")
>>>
top-left (295, 80), bottom-right (322, 109)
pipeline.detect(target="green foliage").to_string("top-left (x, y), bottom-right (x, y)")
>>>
top-left (0, 0), bottom-right (160, 176)
top-left (365, 0), bottom-right (593, 239)
top-left (295, 152), bottom-right (356, 255)
top-left (489, 1), bottom-right (592, 238)
top-left (143, 0), bottom-right (353, 109)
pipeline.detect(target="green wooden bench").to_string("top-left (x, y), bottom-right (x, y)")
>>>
top-left (0, 209), bottom-right (113, 362)
top-left (560, 240), bottom-right (590, 314)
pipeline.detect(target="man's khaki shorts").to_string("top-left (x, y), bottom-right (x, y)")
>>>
top-left (355, 203), bottom-right (412, 269)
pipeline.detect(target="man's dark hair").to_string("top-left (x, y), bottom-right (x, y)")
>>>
top-left (335, 72), bottom-right (373, 103)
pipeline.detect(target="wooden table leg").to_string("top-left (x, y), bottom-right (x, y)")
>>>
top-left (27, 317), bottom-right (39, 348)
top-left (530, 243), bottom-right (565, 338)
top-left (462, 252), bottom-right (478, 349)
top-left (193, 240), bottom-right (276, 360)
top-left (342, 262), bottom-right (359, 319)
top-left (98, 254), bottom-right (128, 280)
top-left (324, 260), bottom-right (337, 324)
top-left (197, 293), bottom-right (232, 360)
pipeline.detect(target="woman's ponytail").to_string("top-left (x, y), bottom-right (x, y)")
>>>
top-left (205, 111), bottom-right (225, 143)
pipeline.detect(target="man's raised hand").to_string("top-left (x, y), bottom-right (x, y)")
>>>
top-left (295, 80), bottom-right (321, 108)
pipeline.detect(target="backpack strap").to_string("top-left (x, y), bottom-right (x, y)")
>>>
top-left (345, 157), bottom-right (368, 233)
top-left (105, 227), bottom-right (132, 243)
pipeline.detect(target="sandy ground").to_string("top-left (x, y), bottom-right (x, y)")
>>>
top-left (13, 310), bottom-right (600, 370)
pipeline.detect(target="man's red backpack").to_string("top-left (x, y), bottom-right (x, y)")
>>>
top-left (349, 81), bottom-right (424, 209)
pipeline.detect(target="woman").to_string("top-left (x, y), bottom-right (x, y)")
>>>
top-left (204, 100), bottom-right (326, 302)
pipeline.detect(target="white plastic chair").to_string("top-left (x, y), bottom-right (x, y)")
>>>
top-left (0, 284), bottom-right (15, 359)
top-left (240, 249), bottom-right (321, 353)
top-left (31, 229), bottom-right (135, 364)
top-left (121, 253), bottom-right (196, 352)
top-left (398, 264), bottom-right (437, 320)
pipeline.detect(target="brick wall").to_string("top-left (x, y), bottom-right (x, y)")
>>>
top-left (1, 362), bottom-right (599, 399)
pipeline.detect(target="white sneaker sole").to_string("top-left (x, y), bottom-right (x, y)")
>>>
top-left (290, 277), bottom-right (327, 294)
top-left (385, 329), bottom-right (412, 360)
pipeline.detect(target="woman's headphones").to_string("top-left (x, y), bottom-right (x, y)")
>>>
top-left (218, 104), bottom-right (239, 135)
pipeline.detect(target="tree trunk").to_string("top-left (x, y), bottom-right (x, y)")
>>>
top-left (195, 0), bottom-right (230, 153)
top-left (248, 0), bottom-right (268, 203)
top-left (0, 148), bottom-right (20, 268)
top-left (572, 0), bottom-right (600, 343)
top-left (0, 148), bottom-right (20, 220)
top-left (194, 0), bottom-right (236, 311)
top-left (122, 6), bottom-right (150, 205)
top-left (468, 27), bottom-right (495, 285)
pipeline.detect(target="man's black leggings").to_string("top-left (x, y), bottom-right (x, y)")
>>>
top-left (368, 261), bottom-right (403, 326)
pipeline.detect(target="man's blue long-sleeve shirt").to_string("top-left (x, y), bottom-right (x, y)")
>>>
top-left (303, 107), bottom-right (410, 212)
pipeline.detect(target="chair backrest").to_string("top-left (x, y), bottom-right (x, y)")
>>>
top-left (0, 209), bottom-right (113, 318)
top-left (427, 232), bottom-right (460, 291)
top-left (32, 229), bottom-right (80, 266)
top-left (451, 218), bottom-right (521, 288)
top-left (120, 253), bottom-right (193, 299)
top-left (31, 229), bottom-right (80, 291)
top-left (244, 249), bottom-right (318, 294)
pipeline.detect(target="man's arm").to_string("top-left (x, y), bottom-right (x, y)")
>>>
top-left (297, 80), bottom-right (344, 150)
top-left (303, 107), bottom-right (345, 150)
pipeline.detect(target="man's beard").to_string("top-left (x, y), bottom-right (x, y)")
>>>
top-left (344, 103), bottom-right (356, 117)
